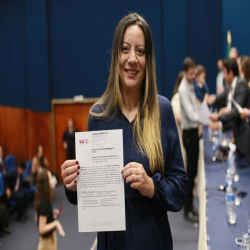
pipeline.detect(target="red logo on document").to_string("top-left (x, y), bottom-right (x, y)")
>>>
top-left (79, 139), bottom-right (89, 145)
top-left (79, 140), bottom-right (84, 144)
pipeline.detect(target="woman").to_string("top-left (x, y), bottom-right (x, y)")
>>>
top-left (32, 145), bottom-right (55, 189)
top-left (61, 13), bottom-right (188, 250)
top-left (62, 118), bottom-right (77, 160)
top-left (171, 72), bottom-right (187, 169)
top-left (194, 65), bottom-right (209, 104)
top-left (35, 169), bottom-right (65, 250)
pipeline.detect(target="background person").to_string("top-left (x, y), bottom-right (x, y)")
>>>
top-left (208, 59), bottom-right (250, 157)
top-left (179, 57), bottom-right (202, 223)
top-left (35, 169), bottom-right (65, 250)
top-left (171, 71), bottom-right (187, 169)
top-left (5, 161), bottom-right (30, 223)
top-left (241, 56), bottom-right (250, 87)
top-left (216, 59), bottom-right (224, 95)
top-left (61, 13), bottom-right (188, 250)
top-left (194, 65), bottom-right (209, 104)
top-left (62, 118), bottom-right (77, 160)
top-left (229, 47), bottom-right (238, 60)
top-left (32, 145), bottom-right (55, 189)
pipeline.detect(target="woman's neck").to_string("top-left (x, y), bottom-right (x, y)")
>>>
top-left (121, 87), bottom-right (141, 122)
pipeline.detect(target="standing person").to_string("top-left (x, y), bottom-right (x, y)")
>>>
top-left (62, 118), bottom-right (77, 160)
top-left (208, 59), bottom-right (250, 157)
top-left (179, 57), bottom-right (201, 223)
top-left (194, 65), bottom-right (209, 104)
top-left (35, 169), bottom-right (65, 250)
top-left (216, 59), bottom-right (224, 94)
top-left (171, 71), bottom-right (187, 170)
top-left (61, 13), bottom-right (188, 250)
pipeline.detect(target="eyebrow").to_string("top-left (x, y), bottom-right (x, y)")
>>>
top-left (122, 41), bottom-right (145, 48)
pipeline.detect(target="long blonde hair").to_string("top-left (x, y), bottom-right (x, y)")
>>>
top-left (90, 13), bottom-right (164, 175)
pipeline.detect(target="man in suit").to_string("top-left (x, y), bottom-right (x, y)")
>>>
top-left (5, 161), bottom-right (30, 223)
top-left (208, 58), bottom-right (250, 157)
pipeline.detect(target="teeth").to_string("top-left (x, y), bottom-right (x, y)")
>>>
top-left (127, 70), bottom-right (137, 74)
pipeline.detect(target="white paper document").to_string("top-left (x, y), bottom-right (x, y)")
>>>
top-left (197, 103), bottom-right (211, 125)
top-left (75, 129), bottom-right (126, 232)
top-left (232, 98), bottom-right (243, 112)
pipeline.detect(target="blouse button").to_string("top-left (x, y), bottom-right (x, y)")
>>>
top-left (128, 124), bottom-right (131, 128)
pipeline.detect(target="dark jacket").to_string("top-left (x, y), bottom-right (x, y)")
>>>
top-left (216, 77), bottom-right (250, 155)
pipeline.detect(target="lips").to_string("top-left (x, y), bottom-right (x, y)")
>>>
top-left (125, 69), bottom-right (138, 76)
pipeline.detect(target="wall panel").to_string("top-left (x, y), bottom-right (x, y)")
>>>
top-left (0, 106), bottom-right (28, 162)
top-left (0, 106), bottom-right (52, 172)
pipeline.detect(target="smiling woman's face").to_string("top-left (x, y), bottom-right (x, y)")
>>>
top-left (119, 25), bottom-right (146, 93)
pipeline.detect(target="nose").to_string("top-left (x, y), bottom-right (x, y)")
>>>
top-left (127, 50), bottom-right (137, 64)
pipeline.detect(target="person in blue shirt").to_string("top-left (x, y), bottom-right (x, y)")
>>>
top-left (194, 65), bottom-right (209, 104)
top-left (61, 13), bottom-right (188, 250)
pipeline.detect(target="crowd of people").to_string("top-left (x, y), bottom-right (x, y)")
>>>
top-left (171, 48), bottom-right (250, 223)
top-left (0, 144), bottom-right (65, 249)
top-left (0, 116), bottom-right (78, 248)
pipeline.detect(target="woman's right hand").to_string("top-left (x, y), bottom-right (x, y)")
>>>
top-left (61, 160), bottom-right (80, 192)
top-left (56, 221), bottom-right (66, 237)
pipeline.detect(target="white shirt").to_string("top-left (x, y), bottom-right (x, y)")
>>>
top-left (179, 77), bottom-right (201, 130)
top-left (216, 71), bottom-right (224, 87)
top-left (227, 77), bottom-right (238, 111)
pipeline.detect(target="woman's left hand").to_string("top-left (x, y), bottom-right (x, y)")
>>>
top-left (122, 162), bottom-right (154, 198)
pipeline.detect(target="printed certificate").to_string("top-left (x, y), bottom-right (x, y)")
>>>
top-left (75, 129), bottom-right (126, 232)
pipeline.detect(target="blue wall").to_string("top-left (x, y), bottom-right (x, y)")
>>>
top-left (1, 0), bottom-right (249, 112)
top-left (222, 0), bottom-right (250, 58)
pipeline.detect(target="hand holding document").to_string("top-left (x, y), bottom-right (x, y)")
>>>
top-left (75, 130), bottom-right (126, 232)
top-left (197, 103), bottom-right (211, 125)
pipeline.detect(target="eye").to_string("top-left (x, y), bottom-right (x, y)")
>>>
top-left (137, 49), bottom-right (145, 55)
top-left (122, 46), bottom-right (129, 53)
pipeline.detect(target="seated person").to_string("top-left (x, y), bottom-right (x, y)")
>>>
top-left (32, 145), bottom-right (55, 189)
top-left (194, 65), bottom-right (209, 104)
top-left (5, 161), bottom-right (31, 223)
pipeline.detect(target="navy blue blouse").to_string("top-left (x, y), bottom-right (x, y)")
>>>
top-left (65, 95), bottom-right (188, 250)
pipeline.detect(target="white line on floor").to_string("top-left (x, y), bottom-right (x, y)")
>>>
top-left (90, 236), bottom-right (97, 250)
